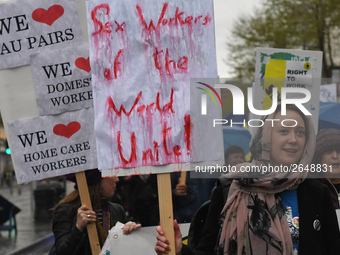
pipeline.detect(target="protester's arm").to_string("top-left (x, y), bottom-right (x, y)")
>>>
top-left (155, 220), bottom-right (185, 255)
top-left (122, 221), bottom-right (142, 234)
top-left (174, 182), bottom-right (187, 196)
top-left (171, 172), bottom-right (187, 197)
top-left (75, 205), bottom-right (97, 231)
top-left (108, 202), bottom-right (141, 234)
top-left (154, 184), bottom-right (226, 255)
top-left (53, 204), bottom-right (94, 255)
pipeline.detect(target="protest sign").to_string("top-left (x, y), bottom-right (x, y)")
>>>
top-left (99, 222), bottom-right (190, 255)
top-left (6, 108), bottom-right (97, 184)
top-left (0, 1), bottom-right (100, 252)
top-left (1, 0), bottom-right (220, 252)
top-left (0, 0), bottom-right (83, 70)
top-left (253, 48), bottom-right (322, 131)
top-left (86, 0), bottom-right (219, 174)
top-left (86, 2), bottom-right (220, 253)
top-left (31, 43), bottom-right (93, 115)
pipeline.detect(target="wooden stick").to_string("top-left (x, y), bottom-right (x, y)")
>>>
top-left (157, 173), bottom-right (176, 255)
top-left (179, 171), bottom-right (187, 185)
top-left (76, 172), bottom-right (101, 255)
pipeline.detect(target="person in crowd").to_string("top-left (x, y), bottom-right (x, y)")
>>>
top-left (155, 104), bottom-right (340, 255)
top-left (171, 171), bottom-right (216, 223)
top-left (129, 174), bottom-right (160, 226)
top-left (224, 145), bottom-right (245, 166)
top-left (2, 168), bottom-right (11, 188)
top-left (52, 169), bottom-right (141, 255)
top-left (313, 128), bottom-right (340, 209)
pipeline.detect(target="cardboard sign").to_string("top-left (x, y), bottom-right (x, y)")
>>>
top-left (6, 108), bottom-right (97, 184)
top-left (253, 48), bottom-right (322, 132)
top-left (99, 223), bottom-right (190, 255)
top-left (31, 43), bottom-right (93, 115)
top-left (263, 59), bottom-right (313, 109)
top-left (86, 0), bottom-right (218, 173)
top-left (0, 0), bottom-right (83, 69)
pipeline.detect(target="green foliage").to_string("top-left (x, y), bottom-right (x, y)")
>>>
top-left (226, 0), bottom-right (340, 79)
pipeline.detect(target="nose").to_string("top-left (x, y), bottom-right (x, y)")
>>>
top-left (331, 150), bottom-right (339, 159)
top-left (236, 156), bottom-right (244, 163)
top-left (288, 132), bottom-right (297, 143)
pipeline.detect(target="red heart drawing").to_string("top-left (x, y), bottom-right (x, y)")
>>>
top-left (75, 57), bottom-right (91, 73)
top-left (32, 5), bottom-right (64, 26)
top-left (53, 122), bottom-right (81, 139)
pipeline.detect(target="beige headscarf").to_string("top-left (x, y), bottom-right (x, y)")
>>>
top-left (219, 106), bottom-right (316, 255)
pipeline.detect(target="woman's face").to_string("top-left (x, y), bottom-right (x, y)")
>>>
top-left (270, 109), bottom-right (306, 167)
top-left (227, 152), bottom-right (245, 166)
top-left (321, 149), bottom-right (340, 172)
top-left (100, 177), bottom-right (119, 198)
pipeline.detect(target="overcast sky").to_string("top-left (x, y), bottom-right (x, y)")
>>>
top-left (213, 0), bottom-right (262, 77)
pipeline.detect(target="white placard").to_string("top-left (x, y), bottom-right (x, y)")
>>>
top-left (0, 0), bottom-right (83, 69)
top-left (7, 108), bottom-right (97, 184)
top-left (86, 0), bottom-right (218, 173)
top-left (31, 43), bottom-right (93, 115)
top-left (100, 222), bottom-right (190, 255)
top-left (253, 48), bottom-right (322, 132)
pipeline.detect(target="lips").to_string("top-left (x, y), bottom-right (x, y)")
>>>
top-left (283, 148), bottom-right (298, 154)
top-left (331, 163), bottom-right (340, 169)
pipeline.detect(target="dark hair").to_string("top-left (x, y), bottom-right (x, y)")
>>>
top-left (66, 169), bottom-right (102, 189)
top-left (224, 145), bottom-right (244, 161)
top-left (51, 180), bottom-right (102, 221)
top-left (313, 128), bottom-right (340, 164)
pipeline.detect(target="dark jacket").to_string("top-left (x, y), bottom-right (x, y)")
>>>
top-left (52, 202), bottom-right (126, 255)
top-left (171, 172), bottom-right (216, 223)
top-left (182, 179), bottom-right (340, 255)
top-left (319, 178), bottom-right (340, 209)
top-left (129, 174), bottom-right (159, 226)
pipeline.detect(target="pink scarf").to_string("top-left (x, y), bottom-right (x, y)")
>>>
top-left (219, 110), bottom-right (316, 255)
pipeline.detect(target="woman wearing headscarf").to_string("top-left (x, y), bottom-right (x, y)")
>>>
top-left (52, 169), bottom-right (141, 255)
top-left (155, 105), bottom-right (340, 255)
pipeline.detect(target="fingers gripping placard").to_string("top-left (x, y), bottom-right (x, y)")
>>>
top-left (76, 172), bottom-right (101, 255)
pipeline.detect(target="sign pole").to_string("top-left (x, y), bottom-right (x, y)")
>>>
top-left (179, 171), bottom-right (187, 185)
top-left (76, 172), bottom-right (101, 255)
top-left (157, 173), bottom-right (176, 255)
